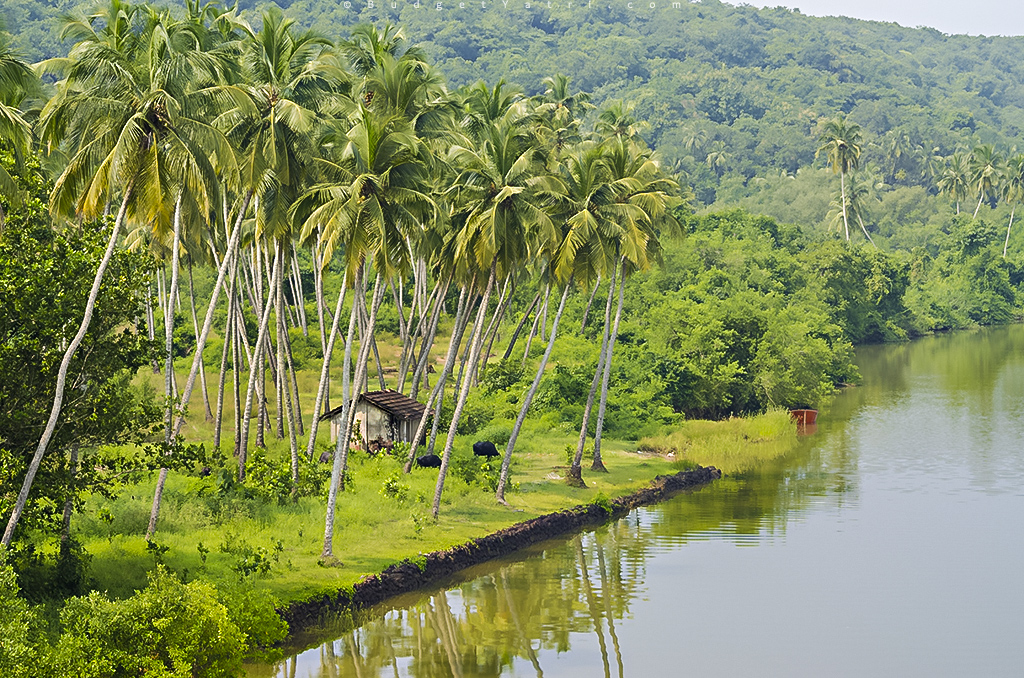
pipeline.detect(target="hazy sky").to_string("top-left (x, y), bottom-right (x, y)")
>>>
top-left (747, 1), bottom-right (1024, 37)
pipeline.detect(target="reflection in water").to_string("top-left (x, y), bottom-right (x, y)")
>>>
top-left (252, 325), bottom-right (1024, 678)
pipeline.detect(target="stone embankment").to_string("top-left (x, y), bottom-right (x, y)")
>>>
top-left (282, 465), bottom-right (721, 630)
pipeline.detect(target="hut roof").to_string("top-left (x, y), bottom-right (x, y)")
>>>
top-left (318, 389), bottom-right (427, 422)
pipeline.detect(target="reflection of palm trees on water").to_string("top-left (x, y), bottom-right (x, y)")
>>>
top-left (267, 529), bottom-right (642, 678)
top-left (259, 453), bottom-right (854, 678)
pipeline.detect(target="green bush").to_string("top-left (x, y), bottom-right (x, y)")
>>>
top-left (50, 566), bottom-right (246, 678)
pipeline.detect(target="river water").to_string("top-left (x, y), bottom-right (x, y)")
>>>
top-left (249, 325), bottom-right (1024, 677)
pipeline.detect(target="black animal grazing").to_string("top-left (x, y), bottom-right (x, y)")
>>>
top-left (415, 453), bottom-right (442, 468)
top-left (473, 441), bottom-right (500, 457)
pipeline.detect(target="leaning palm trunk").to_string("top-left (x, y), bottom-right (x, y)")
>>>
top-left (169, 190), bottom-right (253, 442)
top-left (501, 292), bottom-right (541, 361)
top-left (592, 265), bottom-right (627, 473)
top-left (146, 196), bottom-right (184, 541)
top-left (323, 272), bottom-right (385, 559)
top-left (433, 263), bottom-right (497, 518)
top-left (521, 294), bottom-right (544, 366)
top-left (408, 278), bottom-right (450, 400)
top-left (856, 214), bottom-right (877, 248)
top-left (495, 279), bottom-right (573, 504)
top-left (187, 262), bottom-right (214, 421)
top-left (1004, 205), bottom-right (1016, 257)
top-left (304, 273), bottom-right (349, 459)
top-left (320, 284), bottom-right (360, 558)
top-left (403, 287), bottom-right (471, 473)
top-left (148, 192), bottom-right (253, 537)
top-left (3, 181), bottom-right (134, 547)
top-left (337, 274), bottom-right (386, 467)
top-left (974, 191), bottom-right (985, 219)
top-left (568, 265), bottom-right (617, 487)
top-left (579, 274), bottom-right (601, 335)
top-left (475, 275), bottom-right (513, 385)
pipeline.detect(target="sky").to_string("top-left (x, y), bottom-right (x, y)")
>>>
top-left (746, 1), bottom-right (1024, 37)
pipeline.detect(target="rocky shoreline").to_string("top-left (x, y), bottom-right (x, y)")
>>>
top-left (281, 465), bottom-right (721, 631)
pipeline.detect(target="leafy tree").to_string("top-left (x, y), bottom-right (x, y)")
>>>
top-left (1, 155), bottom-right (159, 543)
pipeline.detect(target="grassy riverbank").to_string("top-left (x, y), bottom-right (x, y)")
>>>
top-left (69, 406), bottom-right (796, 606)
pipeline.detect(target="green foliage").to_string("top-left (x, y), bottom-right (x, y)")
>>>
top-left (0, 549), bottom-right (42, 678)
top-left (589, 492), bottom-right (613, 515)
top-left (0, 159), bottom-right (160, 539)
top-left (217, 584), bottom-right (288, 662)
top-left (51, 567), bottom-right (246, 678)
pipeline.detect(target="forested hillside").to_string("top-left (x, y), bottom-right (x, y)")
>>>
top-left (6, 0), bottom-right (1024, 187)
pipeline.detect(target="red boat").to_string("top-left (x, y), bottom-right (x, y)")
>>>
top-left (789, 409), bottom-right (818, 425)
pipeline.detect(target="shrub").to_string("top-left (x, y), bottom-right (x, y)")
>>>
top-left (51, 566), bottom-right (246, 678)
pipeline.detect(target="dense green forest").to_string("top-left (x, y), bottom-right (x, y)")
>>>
top-left (3, 0), bottom-right (1024, 674)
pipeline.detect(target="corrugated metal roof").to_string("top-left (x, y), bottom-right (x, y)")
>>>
top-left (318, 389), bottom-right (427, 422)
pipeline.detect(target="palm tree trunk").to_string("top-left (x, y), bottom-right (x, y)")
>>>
top-left (974, 192), bottom-right (984, 219)
top-left (1, 180), bottom-right (135, 547)
top-left (323, 270), bottom-right (384, 559)
top-left (169, 190), bottom-right (253, 442)
top-left (238, 246), bottom-right (282, 481)
top-left (213, 269), bottom-right (234, 450)
top-left (568, 265), bottom-right (617, 487)
top-left (1004, 205), bottom-right (1016, 257)
top-left (433, 262), bottom-right (497, 518)
top-left (579, 274), bottom-right (601, 335)
top-left (275, 247), bottom-right (299, 496)
top-left (337, 272), bottom-right (386, 484)
top-left (232, 311), bottom-right (242, 458)
top-left (539, 282), bottom-right (551, 341)
top-left (403, 286), bottom-right (471, 473)
top-left (187, 261), bottom-right (214, 421)
top-left (305, 273), bottom-right (348, 459)
top-left (840, 170), bottom-right (850, 241)
top-left (592, 265), bottom-right (626, 473)
top-left (856, 213), bottom-right (877, 248)
top-left (475, 275), bottom-right (513, 384)
top-left (150, 193), bottom-right (182, 541)
top-left (409, 278), bottom-right (451, 400)
top-left (321, 285), bottom-right (360, 558)
top-left (495, 278), bottom-right (573, 504)
top-left (521, 291), bottom-right (544, 366)
top-left (501, 292), bottom-right (541, 361)
top-left (146, 286), bottom-right (159, 373)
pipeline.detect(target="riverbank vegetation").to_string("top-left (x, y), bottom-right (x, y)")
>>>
top-left (4, 1), bottom-right (1024, 675)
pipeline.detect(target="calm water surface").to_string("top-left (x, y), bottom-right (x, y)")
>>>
top-left (249, 325), bottom-right (1024, 677)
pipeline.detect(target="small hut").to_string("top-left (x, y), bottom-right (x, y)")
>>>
top-left (319, 389), bottom-right (426, 446)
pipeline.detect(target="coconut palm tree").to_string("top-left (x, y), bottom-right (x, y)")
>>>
top-left (1001, 154), bottom-right (1024, 257)
top-left (5, 0), bottom-right (231, 545)
top-left (587, 137), bottom-right (679, 474)
top-left (936, 153), bottom-right (971, 214)
top-left (297, 102), bottom-right (434, 557)
top-left (969, 144), bottom-right (1003, 219)
top-left (816, 116), bottom-right (862, 240)
top-left (433, 104), bottom-right (560, 516)
top-left (0, 36), bottom-right (37, 224)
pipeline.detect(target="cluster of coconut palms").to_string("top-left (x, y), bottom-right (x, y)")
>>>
top-left (0, 1), bottom-right (682, 556)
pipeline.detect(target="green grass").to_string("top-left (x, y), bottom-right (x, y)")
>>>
top-left (70, 405), bottom-right (795, 608)
top-left (67, 338), bottom-right (802, 610)
top-left (637, 409), bottom-right (798, 473)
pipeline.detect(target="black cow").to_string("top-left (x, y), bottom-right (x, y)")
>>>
top-left (473, 440), bottom-right (500, 458)
top-left (416, 453), bottom-right (442, 468)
